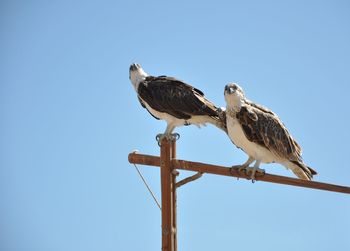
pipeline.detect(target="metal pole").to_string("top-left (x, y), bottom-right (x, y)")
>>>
top-left (160, 138), bottom-right (175, 251)
top-left (171, 139), bottom-right (177, 251)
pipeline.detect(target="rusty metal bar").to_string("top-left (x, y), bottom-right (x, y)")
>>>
top-left (170, 140), bottom-right (177, 251)
top-left (160, 139), bottom-right (175, 251)
top-left (128, 152), bottom-right (350, 195)
top-left (176, 172), bottom-right (203, 188)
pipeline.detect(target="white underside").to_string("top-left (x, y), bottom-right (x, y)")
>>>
top-left (227, 114), bottom-right (281, 164)
top-left (142, 98), bottom-right (214, 129)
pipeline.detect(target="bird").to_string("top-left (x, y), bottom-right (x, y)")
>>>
top-left (129, 63), bottom-right (226, 143)
top-left (224, 83), bottom-right (317, 180)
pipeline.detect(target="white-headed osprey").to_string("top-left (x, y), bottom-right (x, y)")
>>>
top-left (224, 83), bottom-right (317, 180)
top-left (129, 63), bottom-right (226, 141)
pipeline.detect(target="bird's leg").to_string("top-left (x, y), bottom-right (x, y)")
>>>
top-left (245, 160), bottom-right (265, 181)
top-left (156, 124), bottom-right (176, 145)
top-left (237, 157), bottom-right (255, 173)
top-left (230, 157), bottom-right (255, 180)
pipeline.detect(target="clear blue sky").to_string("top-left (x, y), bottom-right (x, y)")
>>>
top-left (1, 0), bottom-right (350, 250)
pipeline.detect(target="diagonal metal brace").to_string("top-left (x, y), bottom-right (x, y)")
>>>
top-left (176, 172), bottom-right (203, 188)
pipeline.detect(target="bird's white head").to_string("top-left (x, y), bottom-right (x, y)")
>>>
top-left (129, 63), bottom-right (149, 91)
top-left (224, 83), bottom-right (245, 112)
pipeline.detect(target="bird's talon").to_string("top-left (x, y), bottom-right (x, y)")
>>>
top-left (156, 134), bottom-right (164, 146)
top-left (156, 133), bottom-right (180, 145)
top-left (238, 165), bottom-right (249, 174)
top-left (173, 133), bottom-right (180, 140)
top-left (156, 134), bottom-right (162, 141)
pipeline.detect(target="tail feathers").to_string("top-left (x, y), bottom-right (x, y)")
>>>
top-left (207, 116), bottom-right (227, 133)
top-left (213, 107), bottom-right (227, 133)
top-left (197, 107), bottom-right (227, 133)
top-left (287, 161), bottom-right (317, 180)
top-left (212, 117), bottom-right (227, 133)
top-left (191, 107), bottom-right (227, 133)
top-left (188, 115), bottom-right (227, 133)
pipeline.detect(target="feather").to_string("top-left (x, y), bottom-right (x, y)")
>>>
top-left (138, 76), bottom-right (219, 120)
top-left (236, 105), bottom-right (301, 161)
top-left (224, 82), bottom-right (316, 180)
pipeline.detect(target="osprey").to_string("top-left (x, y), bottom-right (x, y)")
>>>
top-left (129, 63), bottom-right (226, 141)
top-left (224, 83), bottom-right (317, 180)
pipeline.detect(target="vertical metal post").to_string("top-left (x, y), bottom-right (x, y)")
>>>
top-left (171, 139), bottom-right (177, 251)
top-left (160, 138), bottom-right (176, 251)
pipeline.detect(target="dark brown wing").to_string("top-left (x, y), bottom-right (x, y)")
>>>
top-left (245, 99), bottom-right (275, 115)
top-left (138, 97), bottom-right (160, 120)
top-left (236, 105), bottom-right (302, 161)
top-left (138, 76), bottom-right (219, 120)
top-left (243, 100), bottom-right (302, 155)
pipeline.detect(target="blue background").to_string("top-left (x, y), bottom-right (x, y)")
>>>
top-left (1, 0), bottom-right (350, 250)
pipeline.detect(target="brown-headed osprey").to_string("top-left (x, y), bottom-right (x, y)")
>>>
top-left (224, 83), bottom-right (317, 180)
top-left (129, 63), bottom-right (226, 142)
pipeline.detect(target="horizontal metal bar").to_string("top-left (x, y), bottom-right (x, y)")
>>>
top-left (128, 152), bottom-right (350, 195)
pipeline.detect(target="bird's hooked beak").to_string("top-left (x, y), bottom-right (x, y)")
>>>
top-left (129, 63), bottom-right (141, 72)
top-left (129, 63), bottom-right (143, 80)
top-left (225, 85), bottom-right (235, 95)
top-left (129, 63), bottom-right (148, 85)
